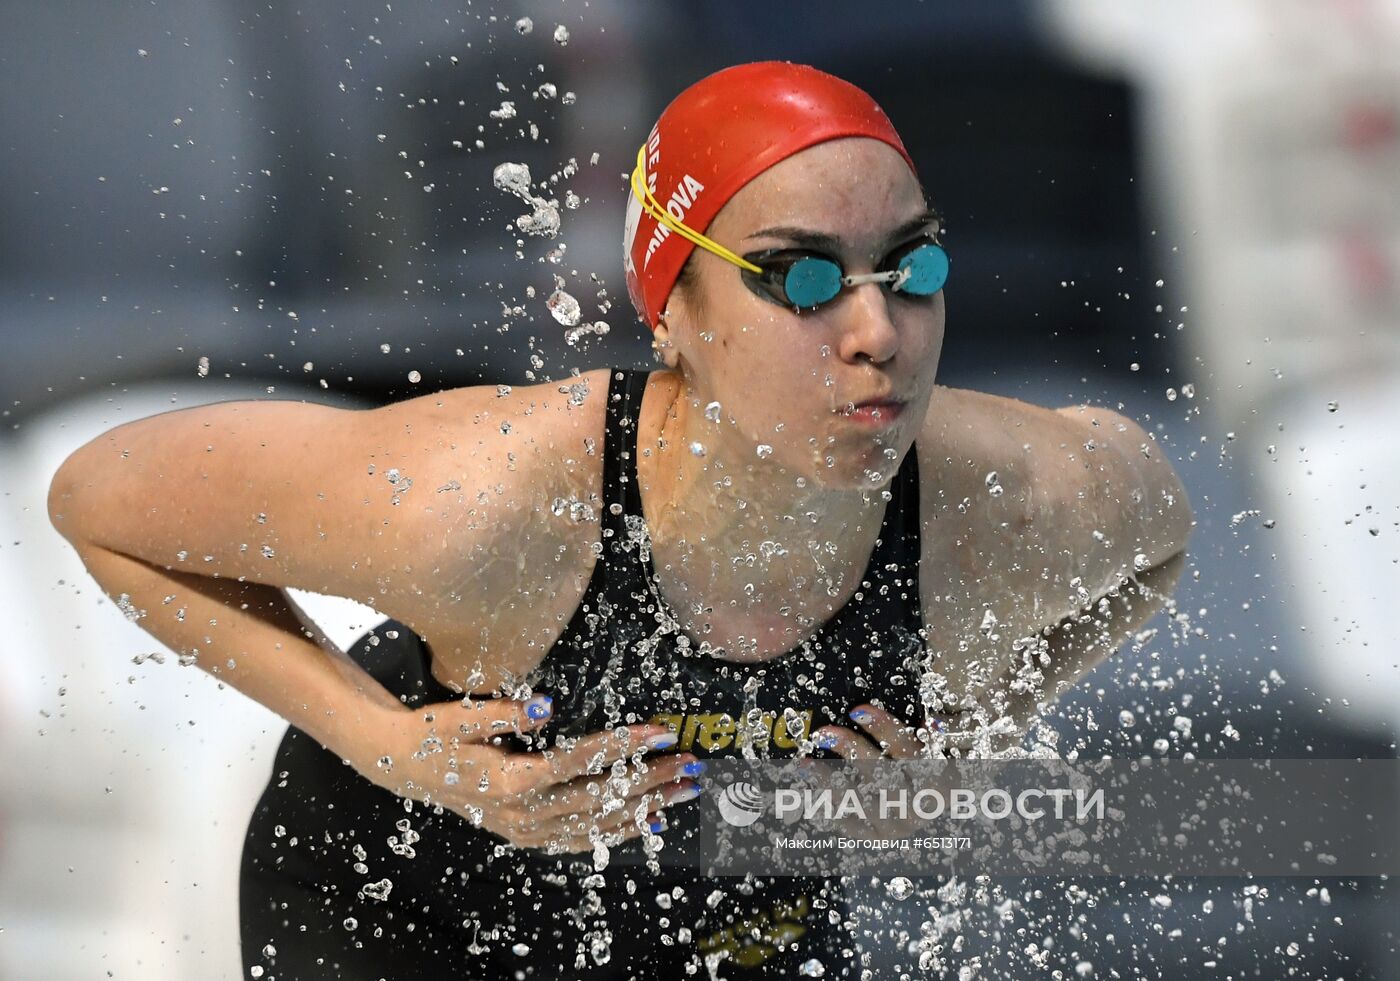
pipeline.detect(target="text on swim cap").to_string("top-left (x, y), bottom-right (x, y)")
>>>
top-left (642, 173), bottom-right (706, 270)
top-left (646, 126), bottom-right (661, 192)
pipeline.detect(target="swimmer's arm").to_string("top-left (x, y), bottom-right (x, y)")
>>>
top-left (44, 394), bottom-right (531, 608)
top-left (984, 549), bottom-right (1187, 750)
top-left (921, 387), bottom-right (1192, 614)
top-left (919, 388), bottom-right (1192, 746)
top-left (62, 538), bottom-right (402, 749)
top-left (983, 400), bottom-right (1192, 747)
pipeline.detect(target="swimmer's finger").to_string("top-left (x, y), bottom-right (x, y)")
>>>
top-left (535, 725), bottom-right (679, 786)
top-left (549, 804), bottom-right (661, 854)
top-left (447, 692), bottom-right (555, 742)
top-left (811, 725), bottom-right (882, 761)
top-left (529, 753), bottom-right (702, 819)
top-left (926, 710), bottom-right (979, 752)
top-left (551, 781), bottom-right (701, 851)
top-left (847, 704), bottom-right (923, 758)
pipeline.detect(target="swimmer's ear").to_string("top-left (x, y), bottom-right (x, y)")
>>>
top-left (650, 315), bottom-right (677, 368)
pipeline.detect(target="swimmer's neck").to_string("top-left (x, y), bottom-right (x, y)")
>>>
top-left (635, 368), bottom-right (895, 607)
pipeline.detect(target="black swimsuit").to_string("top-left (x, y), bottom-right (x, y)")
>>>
top-left (239, 368), bottom-right (930, 979)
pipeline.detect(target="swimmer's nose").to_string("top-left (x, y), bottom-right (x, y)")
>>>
top-left (836, 279), bottom-right (900, 366)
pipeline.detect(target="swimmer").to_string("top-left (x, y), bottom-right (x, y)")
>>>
top-left (47, 61), bottom-right (1192, 978)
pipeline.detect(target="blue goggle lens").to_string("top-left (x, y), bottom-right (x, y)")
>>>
top-left (896, 242), bottom-right (949, 296)
top-left (783, 256), bottom-right (844, 308)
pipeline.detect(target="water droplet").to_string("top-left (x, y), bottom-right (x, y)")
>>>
top-left (1118, 709), bottom-right (1136, 728)
top-left (689, 441), bottom-right (706, 457)
top-left (553, 24), bottom-right (570, 45)
top-left (1133, 553), bottom-right (1150, 571)
top-left (514, 16), bottom-right (533, 33)
top-left (979, 609), bottom-right (998, 635)
top-left (547, 289), bottom-right (581, 326)
top-left (361, 878), bottom-right (393, 902)
top-left (518, 200), bottom-right (560, 237)
top-left (492, 161), bottom-right (533, 197)
top-left (343, 917), bottom-right (358, 930)
top-left (756, 444), bottom-right (773, 459)
top-left (885, 876), bottom-right (915, 900)
top-left (704, 401), bottom-right (721, 422)
top-left (800, 957), bottom-right (827, 976)
top-left (408, 370), bottom-right (421, 383)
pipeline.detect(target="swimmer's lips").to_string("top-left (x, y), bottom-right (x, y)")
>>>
top-left (838, 397), bottom-right (907, 426)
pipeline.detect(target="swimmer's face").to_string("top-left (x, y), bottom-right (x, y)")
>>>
top-left (664, 137), bottom-right (945, 491)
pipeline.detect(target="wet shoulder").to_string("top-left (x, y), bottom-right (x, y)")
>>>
top-left (914, 385), bottom-right (1048, 643)
top-left (916, 384), bottom-right (1040, 520)
top-left (916, 384), bottom-right (1118, 662)
top-left (377, 369), bottom-right (615, 691)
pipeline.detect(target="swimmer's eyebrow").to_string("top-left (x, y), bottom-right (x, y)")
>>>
top-left (743, 208), bottom-right (942, 250)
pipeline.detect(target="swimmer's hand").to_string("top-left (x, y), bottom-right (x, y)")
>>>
top-left (806, 704), bottom-right (969, 840)
top-left (812, 703), bottom-right (975, 760)
top-left (345, 698), bottom-right (703, 853)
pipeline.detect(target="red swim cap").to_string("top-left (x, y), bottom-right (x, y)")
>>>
top-left (623, 61), bottom-right (917, 331)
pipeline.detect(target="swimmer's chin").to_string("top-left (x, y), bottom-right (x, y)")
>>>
top-left (798, 451), bottom-right (903, 493)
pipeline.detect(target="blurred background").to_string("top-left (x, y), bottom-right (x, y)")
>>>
top-left (2, 0), bottom-right (1398, 977)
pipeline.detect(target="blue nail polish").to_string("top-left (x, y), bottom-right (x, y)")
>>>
top-left (849, 709), bottom-right (870, 723)
top-left (670, 782), bottom-right (702, 803)
top-left (683, 760), bottom-right (707, 776)
top-left (814, 731), bottom-right (838, 749)
top-left (648, 818), bottom-right (664, 833)
top-left (646, 732), bottom-right (678, 750)
top-left (525, 695), bottom-right (553, 720)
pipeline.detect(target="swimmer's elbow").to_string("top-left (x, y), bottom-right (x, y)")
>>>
top-left (47, 453), bottom-right (91, 544)
top-left (1069, 404), bottom-right (1194, 561)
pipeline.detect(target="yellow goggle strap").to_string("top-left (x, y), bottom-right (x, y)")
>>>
top-left (630, 144), bottom-right (763, 274)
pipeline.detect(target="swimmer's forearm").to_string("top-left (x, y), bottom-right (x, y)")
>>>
top-left (68, 540), bottom-right (399, 751)
top-left (982, 550), bottom-right (1187, 750)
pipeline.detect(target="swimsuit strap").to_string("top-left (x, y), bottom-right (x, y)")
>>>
top-left (618, 368), bottom-right (651, 520)
top-left (596, 368), bottom-right (639, 546)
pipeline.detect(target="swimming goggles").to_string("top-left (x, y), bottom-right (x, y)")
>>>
top-left (631, 143), bottom-right (950, 313)
top-left (738, 237), bottom-right (948, 311)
